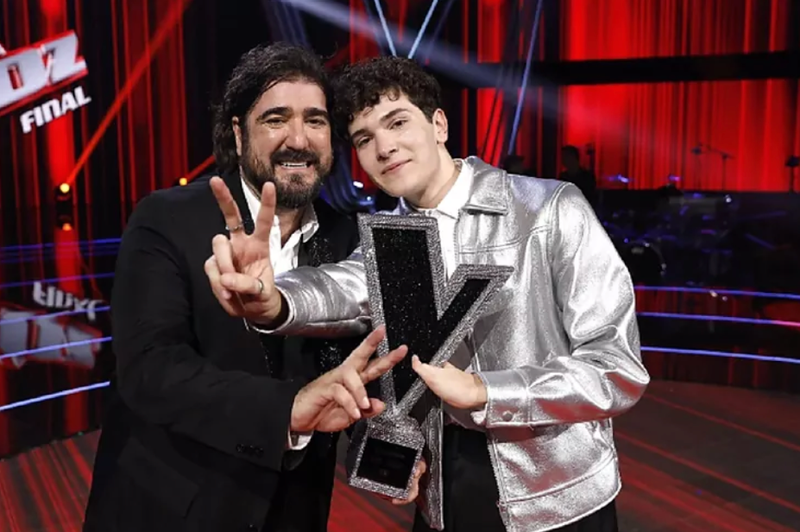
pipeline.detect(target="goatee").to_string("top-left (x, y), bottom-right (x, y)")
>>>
top-left (240, 144), bottom-right (328, 210)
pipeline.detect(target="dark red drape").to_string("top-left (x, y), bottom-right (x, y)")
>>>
top-left (476, 0), bottom-right (539, 170)
top-left (558, 0), bottom-right (800, 191)
top-left (560, 0), bottom-right (796, 60)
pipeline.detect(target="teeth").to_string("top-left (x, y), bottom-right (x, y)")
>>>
top-left (280, 162), bottom-right (309, 168)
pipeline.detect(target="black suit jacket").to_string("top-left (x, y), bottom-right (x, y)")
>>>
top-left (83, 172), bottom-right (363, 532)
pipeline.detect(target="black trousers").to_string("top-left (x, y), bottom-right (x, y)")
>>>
top-left (412, 425), bottom-right (619, 532)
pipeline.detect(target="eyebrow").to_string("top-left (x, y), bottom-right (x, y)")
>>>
top-left (254, 106), bottom-right (329, 123)
top-left (350, 107), bottom-right (411, 140)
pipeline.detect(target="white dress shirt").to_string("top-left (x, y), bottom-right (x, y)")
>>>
top-left (241, 178), bottom-right (318, 449)
top-left (401, 161), bottom-right (487, 430)
top-left (241, 178), bottom-right (319, 273)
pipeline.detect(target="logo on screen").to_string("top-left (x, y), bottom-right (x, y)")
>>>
top-left (0, 30), bottom-right (92, 134)
top-left (32, 282), bottom-right (104, 322)
top-left (0, 303), bottom-right (105, 370)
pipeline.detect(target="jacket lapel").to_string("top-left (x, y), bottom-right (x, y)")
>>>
top-left (302, 231), bottom-right (334, 267)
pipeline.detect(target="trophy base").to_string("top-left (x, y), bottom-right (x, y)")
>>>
top-left (346, 413), bottom-right (425, 500)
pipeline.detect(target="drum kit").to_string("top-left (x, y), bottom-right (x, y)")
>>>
top-left (601, 177), bottom-right (737, 286)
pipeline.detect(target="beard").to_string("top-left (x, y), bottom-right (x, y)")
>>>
top-left (240, 141), bottom-right (330, 210)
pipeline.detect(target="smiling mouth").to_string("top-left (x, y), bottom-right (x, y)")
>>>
top-left (278, 162), bottom-right (313, 169)
top-left (383, 160), bottom-right (408, 174)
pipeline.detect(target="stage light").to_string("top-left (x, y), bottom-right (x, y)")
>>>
top-left (178, 177), bottom-right (188, 186)
top-left (54, 184), bottom-right (74, 230)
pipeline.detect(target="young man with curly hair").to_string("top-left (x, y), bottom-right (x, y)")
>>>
top-left (206, 56), bottom-right (649, 532)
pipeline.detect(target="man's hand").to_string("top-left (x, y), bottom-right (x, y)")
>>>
top-left (411, 355), bottom-right (487, 410)
top-left (204, 177), bottom-right (285, 325)
top-left (390, 459), bottom-right (426, 506)
top-left (291, 326), bottom-right (407, 433)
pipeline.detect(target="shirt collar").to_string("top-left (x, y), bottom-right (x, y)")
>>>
top-left (400, 159), bottom-right (473, 219)
top-left (240, 177), bottom-right (319, 243)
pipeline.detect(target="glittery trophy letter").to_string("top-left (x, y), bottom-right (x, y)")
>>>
top-left (346, 214), bottom-right (513, 500)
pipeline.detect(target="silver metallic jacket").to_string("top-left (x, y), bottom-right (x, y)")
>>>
top-left (271, 157), bottom-right (650, 531)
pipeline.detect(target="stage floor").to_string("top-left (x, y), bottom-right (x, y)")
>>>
top-left (1, 380), bottom-right (799, 532)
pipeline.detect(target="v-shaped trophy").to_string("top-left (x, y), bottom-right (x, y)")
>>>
top-left (345, 213), bottom-right (513, 500)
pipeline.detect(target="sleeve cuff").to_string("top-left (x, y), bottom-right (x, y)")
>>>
top-left (245, 286), bottom-right (295, 335)
top-left (469, 403), bottom-right (488, 426)
top-left (286, 430), bottom-right (313, 451)
top-left (477, 369), bottom-right (529, 427)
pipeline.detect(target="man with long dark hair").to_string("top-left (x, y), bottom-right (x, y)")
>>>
top-left (82, 43), bottom-right (406, 532)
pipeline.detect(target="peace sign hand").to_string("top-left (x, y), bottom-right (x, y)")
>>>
top-left (292, 326), bottom-right (408, 434)
top-left (204, 176), bottom-right (287, 325)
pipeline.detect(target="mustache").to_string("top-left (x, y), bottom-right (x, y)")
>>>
top-left (270, 149), bottom-right (319, 166)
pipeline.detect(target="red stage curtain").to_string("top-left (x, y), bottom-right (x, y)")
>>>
top-left (558, 80), bottom-right (800, 190)
top-left (476, 0), bottom-right (541, 170)
top-left (558, 0), bottom-right (800, 191)
top-left (560, 0), bottom-right (796, 60)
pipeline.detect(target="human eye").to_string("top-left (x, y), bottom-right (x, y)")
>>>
top-left (265, 116), bottom-right (286, 126)
top-left (307, 115), bottom-right (329, 127)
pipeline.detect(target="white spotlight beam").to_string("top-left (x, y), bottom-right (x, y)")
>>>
top-left (371, 0), bottom-right (397, 56)
top-left (279, 0), bottom-right (504, 89)
top-left (508, 0), bottom-right (544, 154)
top-left (408, 0), bottom-right (440, 59)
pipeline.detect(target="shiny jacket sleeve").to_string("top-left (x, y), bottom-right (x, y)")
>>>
top-left (269, 249), bottom-right (371, 337)
top-left (477, 184), bottom-right (649, 428)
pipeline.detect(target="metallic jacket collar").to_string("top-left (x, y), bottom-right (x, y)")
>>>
top-left (398, 156), bottom-right (510, 216)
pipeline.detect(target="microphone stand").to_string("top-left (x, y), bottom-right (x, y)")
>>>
top-left (692, 143), bottom-right (735, 188)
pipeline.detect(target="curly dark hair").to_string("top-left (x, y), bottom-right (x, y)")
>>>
top-left (331, 56), bottom-right (442, 141)
top-left (212, 42), bottom-right (331, 174)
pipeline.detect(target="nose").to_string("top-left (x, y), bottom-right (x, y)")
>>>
top-left (284, 118), bottom-right (310, 150)
top-left (374, 131), bottom-right (397, 161)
